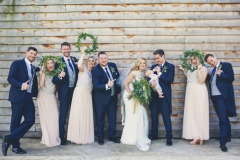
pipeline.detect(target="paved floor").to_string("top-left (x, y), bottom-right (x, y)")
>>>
top-left (0, 138), bottom-right (240, 160)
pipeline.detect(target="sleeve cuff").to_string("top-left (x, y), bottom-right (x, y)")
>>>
top-left (58, 76), bottom-right (62, 80)
top-left (21, 83), bottom-right (24, 90)
top-left (106, 84), bottom-right (110, 90)
top-left (158, 72), bottom-right (162, 77)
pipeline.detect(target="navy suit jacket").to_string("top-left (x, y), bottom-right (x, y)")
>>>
top-left (151, 61), bottom-right (175, 112)
top-left (8, 59), bottom-right (39, 103)
top-left (208, 62), bottom-right (236, 117)
top-left (52, 56), bottom-right (78, 102)
top-left (92, 62), bottom-right (120, 105)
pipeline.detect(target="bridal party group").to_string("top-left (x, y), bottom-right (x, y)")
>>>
top-left (2, 41), bottom-right (236, 156)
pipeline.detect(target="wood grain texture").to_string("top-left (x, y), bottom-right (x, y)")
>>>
top-left (0, 1), bottom-right (239, 137)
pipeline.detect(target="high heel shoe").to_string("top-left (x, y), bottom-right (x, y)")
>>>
top-left (189, 139), bottom-right (199, 145)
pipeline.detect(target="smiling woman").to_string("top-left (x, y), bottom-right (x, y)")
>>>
top-left (37, 56), bottom-right (61, 147)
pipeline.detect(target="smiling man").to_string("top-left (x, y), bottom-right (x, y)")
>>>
top-left (205, 54), bottom-right (236, 152)
top-left (2, 47), bottom-right (39, 156)
top-left (92, 51), bottom-right (121, 145)
top-left (52, 42), bottom-right (78, 145)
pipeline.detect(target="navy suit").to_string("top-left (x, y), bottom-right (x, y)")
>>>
top-left (92, 62), bottom-right (120, 138)
top-left (52, 56), bottom-right (78, 139)
top-left (7, 59), bottom-right (39, 148)
top-left (149, 61), bottom-right (175, 139)
top-left (208, 62), bottom-right (236, 145)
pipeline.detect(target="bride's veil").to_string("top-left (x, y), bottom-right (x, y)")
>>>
top-left (116, 62), bottom-right (135, 125)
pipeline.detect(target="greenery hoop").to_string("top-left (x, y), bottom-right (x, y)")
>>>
top-left (179, 49), bottom-right (205, 72)
top-left (76, 32), bottom-right (98, 55)
top-left (39, 55), bottom-right (66, 77)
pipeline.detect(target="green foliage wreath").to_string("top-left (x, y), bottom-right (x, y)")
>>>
top-left (179, 49), bottom-right (205, 72)
top-left (76, 32), bottom-right (98, 55)
top-left (39, 55), bottom-right (66, 77)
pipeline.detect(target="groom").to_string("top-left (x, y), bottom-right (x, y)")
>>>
top-left (52, 42), bottom-right (78, 145)
top-left (205, 54), bottom-right (236, 152)
top-left (2, 47), bottom-right (39, 156)
top-left (149, 49), bottom-right (175, 146)
top-left (92, 51), bottom-right (121, 145)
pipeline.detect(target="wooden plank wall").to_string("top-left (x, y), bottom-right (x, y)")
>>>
top-left (0, 0), bottom-right (240, 138)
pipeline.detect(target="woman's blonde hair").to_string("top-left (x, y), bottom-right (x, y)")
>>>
top-left (85, 56), bottom-right (96, 66)
top-left (130, 58), bottom-right (146, 72)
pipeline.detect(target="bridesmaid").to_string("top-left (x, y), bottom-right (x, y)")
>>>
top-left (37, 58), bottom-right (61, 147)
top-left (178, 56), bottom-right (209, 145)
top-left (67, 49), bottom-right (96, 144)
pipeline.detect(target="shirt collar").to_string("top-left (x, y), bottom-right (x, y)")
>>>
top-left (63, 56), bottom-right (71, 62)
top-left (216, 61), bottom-right (221, 68)
top-left (24, 58), bottom-right (32, 66)
top-left (101, 65), bottom-right (108, 70)
top-left (159, 61), bottom-right (165, 67)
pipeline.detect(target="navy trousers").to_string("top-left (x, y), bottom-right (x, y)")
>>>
top-left (211, 95), bottom-right (231, 145)
top-left (94, 96), bottom-right (117, 139)
top-left (150, 97), bottom-right (172, 139)
top-left (7, 93), bottom-right (35, 148)
top-left (59, 87), bottom-right (74, 139)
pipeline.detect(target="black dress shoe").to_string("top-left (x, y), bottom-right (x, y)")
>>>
top-left (12, 147), bottom-right (26, 154)
top-left (215, 137), bottom-right (231, 142)
top-left (60, 138), bottom-right (67, 145)
top-left (2, 136), bottom-right (11, 156)
top-left (98, 138), bottom-right (104, 145)
top-left (220, 145), bottom-right (228, 152)
top-left (149, 137), bottom-right (158, 141)
top-left (108, 137), bottom-right (120, 143)
top-left (166, 139), bottom-right (172, 146)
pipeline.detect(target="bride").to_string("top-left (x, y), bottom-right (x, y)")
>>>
top-left (117, 58), bottom-right (151, 151)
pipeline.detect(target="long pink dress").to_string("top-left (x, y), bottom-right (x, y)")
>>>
top-left (67, 66), bottom-right (94, 144)
top-left (182, 67), bottom-right (209, 140)
top-left (37, 75), bottom-right (61, 147)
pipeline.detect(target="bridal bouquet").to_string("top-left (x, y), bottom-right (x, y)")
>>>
top-left (128, 78), bottom-right (151, 113)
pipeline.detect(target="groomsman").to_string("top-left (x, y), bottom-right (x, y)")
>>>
top-left (149, 49), bottom-right (175, 146)
top-left (92, 52), bottom-right (121, 145)
top-left (2, 47), bottom-right (39, 156)
top-left (205, 54), bottom-right (236, 152)
top-left (52, 42), bottom-right (78, 145)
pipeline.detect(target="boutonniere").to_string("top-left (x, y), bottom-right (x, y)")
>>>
top-left (162, 66), bottom-right (168, 72)
top-left (217, 64), bottom-right (222, 70)
top-left (110, 67), bottom-right (117, 75)
top-left (71, 57), bottom-right (78, 65)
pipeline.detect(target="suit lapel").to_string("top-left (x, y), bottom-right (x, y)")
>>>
top-left (216, 61), bottom-right (222, 83)
top-left (22, 59), bottom-right (28, 77)
top-left (62, 57), bottom-right (69, 75)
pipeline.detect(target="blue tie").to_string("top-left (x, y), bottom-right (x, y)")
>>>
top-left (30, 64), bottom-right (34, 78)
top-left (67, 59), bottom-right (74, 71)
top-left (160, 65), bottom-right (163, 72)
top-left (210, 67), bottom-right (217, 82)
top-left (105, 68), bottom-right (112, 80)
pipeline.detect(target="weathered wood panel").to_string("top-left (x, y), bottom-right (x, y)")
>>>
top-left (1, 20), bottom-right (240, 29)
top-left (0, 1), bottom-right (240, 138)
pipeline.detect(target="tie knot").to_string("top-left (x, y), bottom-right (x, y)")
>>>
top-left (67, 59), bottom-right (70, 61)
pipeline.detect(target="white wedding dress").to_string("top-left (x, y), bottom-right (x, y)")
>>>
top-left (120, 71), bottom-right (151, 151)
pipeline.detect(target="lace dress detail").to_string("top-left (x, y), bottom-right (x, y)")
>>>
top-left (40, 75), bottom-right (55, 94)
top-left (76, 65), bottom-right (93, 91)
top-left (121, 71), bottom-right (151, 151)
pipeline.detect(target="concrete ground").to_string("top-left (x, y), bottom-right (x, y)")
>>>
top-left (0, 138), bottom-right (239, 160)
